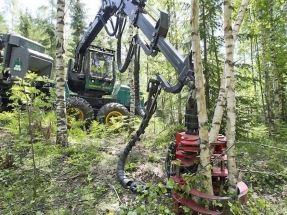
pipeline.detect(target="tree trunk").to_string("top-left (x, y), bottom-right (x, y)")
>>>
top-left (269, 0), bottom-right (279, 134)
top-left (224, 0), bottom-right (238, 193)
top-left (254, 36), bottom-right (266, 119)
top-left (259, 10), bottom-right (272, 137)
top-left (55, 0), bottom-right (68, 147)
top-left (191, 0), bottom-right (213, 195)
top-left (209, 0), bottom-right (250, 144)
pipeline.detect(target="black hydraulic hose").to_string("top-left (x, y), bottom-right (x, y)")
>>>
top-left (116, 17), bottom-right (135, 73)
top-left (117, 86), bottom-right (159, 192)
top-left (117, 110), bottom-right (155, 191)
top-left (115, 15), bottom-right (126, 38)
top-left (103, 16), bottom-right (119, 36)
top-left (117, 130), bottom-right (143, 191)
top-left (133, 44), bottom-right (145, 117)
top-left (117, 35), bottom-right (134, 73)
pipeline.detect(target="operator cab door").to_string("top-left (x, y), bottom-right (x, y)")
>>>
top-left (88, 49), bottom-right (115, 82)
top-left (83, 46), bottom-right (116, 94)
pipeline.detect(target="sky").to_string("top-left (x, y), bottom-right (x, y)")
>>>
top-left (0, 0), bottom-right (101, 27)
top-left (0, 0), bottom-right (190, 21)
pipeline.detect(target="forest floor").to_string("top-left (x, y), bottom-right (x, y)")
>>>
top-left (0, 119), bottom-right (287, 215)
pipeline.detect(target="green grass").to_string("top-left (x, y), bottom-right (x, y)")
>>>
top-left (1, 118), bottom-right (287, 214)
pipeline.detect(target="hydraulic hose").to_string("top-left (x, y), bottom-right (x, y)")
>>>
top-left (117, 110), bottom-right (155, 191)
top-left (133, 43), bottom-right (145, 117)
top-left (102, 13), bottom-right (134, 73)
top-left (117, 130), bottom-right (143, 191)
top-left (116, 17), bottom-right (136, 73)
top-left (115, 14), bottom-right (126, 39)
top-left (117, 80), bottom-right (160, 192)
top-left (103, 16), bottom-right (119, 36)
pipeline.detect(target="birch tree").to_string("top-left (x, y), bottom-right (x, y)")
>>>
top-left (55, 0), bottom-right (68, 147)
top-left (205, 0), bottom-right (250, 193)
top-left (224, 0), bottom-right (238, 193)
top-left (209, 0), bottom-right (250, 143)
top-left (190, 0), bottom-right (213, 194)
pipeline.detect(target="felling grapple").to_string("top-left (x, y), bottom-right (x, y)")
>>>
top-left (167, 132), bottom-right (248, 214)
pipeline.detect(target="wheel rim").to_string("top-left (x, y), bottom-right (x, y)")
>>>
top-left (67, 107), bottom-right (84, 126)
top-left (105, 111), bottom-right (124, 126)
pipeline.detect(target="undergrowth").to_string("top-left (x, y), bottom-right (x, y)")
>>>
top-left (0, 75), bottom-right (286, 214)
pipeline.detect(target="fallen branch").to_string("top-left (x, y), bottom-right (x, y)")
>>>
top-left (111, 185), bottom-right (123, 205)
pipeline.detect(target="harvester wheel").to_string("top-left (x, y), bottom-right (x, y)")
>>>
top-left (97, 102), bottom-right (130, 129)
top-left (66, 96), bottom-right (94, 128)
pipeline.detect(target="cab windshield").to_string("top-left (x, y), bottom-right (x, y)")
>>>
top-left (90, 51), bottom-right (114, 80)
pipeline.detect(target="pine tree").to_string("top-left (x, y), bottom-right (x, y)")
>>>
top-left (68, 0), bottom-right (86, 57)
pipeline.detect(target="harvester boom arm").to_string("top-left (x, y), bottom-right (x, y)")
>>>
top-left (74, 0), bottom-right (194, 93)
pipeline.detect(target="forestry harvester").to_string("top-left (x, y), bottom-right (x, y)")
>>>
top-left (67, 20), bottom-right (145, 127)
top-left (82, 0), bottom-right (249, 214)
top-left (0, 33), bottom-right (143, 128)
top-left (0, 33), bottom-right (53, 110)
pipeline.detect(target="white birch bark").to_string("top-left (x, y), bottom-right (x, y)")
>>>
top-left (209, 0), bottom-right (250, 144)
top-left (190, 0), bottom-right (213, 194)
top-left (232, 0), bottom-right (250, 42)
top-left (55, 0), bottom-right (68, 147)
top-left (224, 0), bottom-right (238, 193)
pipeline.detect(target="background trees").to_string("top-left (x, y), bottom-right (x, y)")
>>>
top-left (0, 0), bottom-right (285, 165)
top-left (0, 0), bottom-right (287, 214)
top-left (0, 0), bottom-right (285, 173)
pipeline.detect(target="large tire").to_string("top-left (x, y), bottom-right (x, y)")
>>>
top-left (97, 102), bottom-right (130, 129)
top-left (66, 96), bottom-right (94, 128)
